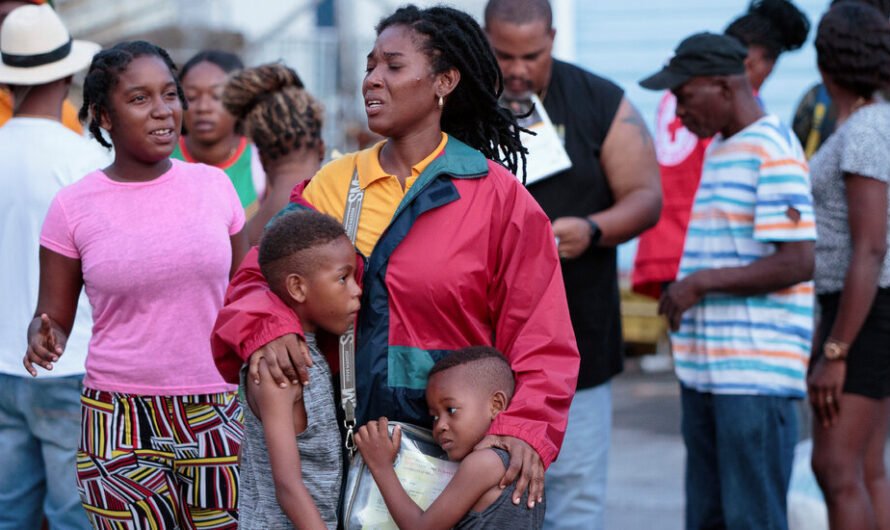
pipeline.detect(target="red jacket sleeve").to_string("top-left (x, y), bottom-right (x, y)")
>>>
top-left (212, 179), bottom-right (364, 383)
top-left (211, 181), bottom-right (318, 383)
top-left (485, 163), bottom-right (580, 469)
top-left (211, 246), bottom-right (304, 384)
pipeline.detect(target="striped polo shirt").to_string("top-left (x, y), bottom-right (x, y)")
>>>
top-left (673, 115), bottom-right (816, 398)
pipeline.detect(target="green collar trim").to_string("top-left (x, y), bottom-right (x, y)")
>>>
top-left (393, 137), bottom-right (487, 219)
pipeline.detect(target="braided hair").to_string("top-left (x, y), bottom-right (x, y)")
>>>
top-left (376, 5), bottom-right (528, 179)
top-left (79, 41), bottom-right (186, 149)
top-left (817, 2), bottom-right (890, 99)
top-left (222, 63), bottom-right (323, 162)
top-left (725, 0), bottom-right (810, 61)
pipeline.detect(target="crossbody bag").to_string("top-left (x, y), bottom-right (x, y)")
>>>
top-left (338, 168), bottom-right (458, 529)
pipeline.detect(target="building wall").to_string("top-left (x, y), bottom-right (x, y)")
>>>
top-left (62, 1), bottom-right (832, 159)
top-left (241, 0), bottom-right (577, 152)
top-left (572, 0), bottom-right (828, 130)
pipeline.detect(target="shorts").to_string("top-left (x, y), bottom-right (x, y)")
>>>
top-left (76, 388), bottom-right (243, 529)
top-left (815, 287), bottom-right (890, 399)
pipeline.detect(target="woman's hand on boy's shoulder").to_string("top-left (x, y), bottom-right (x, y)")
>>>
top-left (247, 357), bottom-right (305, 420)
top-left (474, 435), bottom-right (544, 508)
top-left (355, 417), bottom-right (401, 472)
top-left (248, 333), bottom-right (312, 388)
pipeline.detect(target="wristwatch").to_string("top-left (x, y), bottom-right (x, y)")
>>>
top-left (586, 218), bottom-right (602, 246)
top-left (823, 338), bottom-right (849, 361)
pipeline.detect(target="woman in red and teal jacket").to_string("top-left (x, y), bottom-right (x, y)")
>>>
top-left (212, 5), bottom-right (579, 505)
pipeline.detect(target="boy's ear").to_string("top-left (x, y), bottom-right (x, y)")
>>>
top-left (489, 390), bottom-right (508, 419)
top-left (285, 273), bottom-right (308, 304)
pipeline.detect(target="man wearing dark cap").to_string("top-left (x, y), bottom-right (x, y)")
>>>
top-left (641, 32), bottom-right (816, 529)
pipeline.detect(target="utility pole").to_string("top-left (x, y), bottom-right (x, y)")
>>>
top-left (334, 0), bottom-right (362, 150)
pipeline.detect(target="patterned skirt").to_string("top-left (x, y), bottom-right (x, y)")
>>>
top-left (76, 388), bottom-right (243, 529)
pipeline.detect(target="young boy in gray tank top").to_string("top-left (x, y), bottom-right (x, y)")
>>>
top-left (238, 210), bottom-right (362, 529)
top-left (355, 346), bottom-right (545, 529)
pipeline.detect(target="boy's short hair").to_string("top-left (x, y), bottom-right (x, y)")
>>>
top-left (258, 210), bottom-right (348, 297)
top-left (428, 346), bottom-right (515, 400)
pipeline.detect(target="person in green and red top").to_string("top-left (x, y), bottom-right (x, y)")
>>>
top-left (173, 50), bottom-right (267, 219)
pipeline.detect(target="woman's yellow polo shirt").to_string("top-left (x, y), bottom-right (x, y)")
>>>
top-left (303, 133), bottom-right (448, 257)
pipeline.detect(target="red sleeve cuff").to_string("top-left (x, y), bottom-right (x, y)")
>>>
top-left (487, 413), bottom-right (560, 469)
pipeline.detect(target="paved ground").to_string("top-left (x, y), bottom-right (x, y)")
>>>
top-left (606, 359), bottom-right (685, 530)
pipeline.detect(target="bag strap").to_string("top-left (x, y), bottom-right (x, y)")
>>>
top-left (805, 84), bottom-right (832, 159)
top-left (340, 168), bottom-right (364, 455)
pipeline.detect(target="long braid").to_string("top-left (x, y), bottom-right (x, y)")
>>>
top-left (79, 41), bottom-right (186, 148)
top-left (377, 6), bottom-right (528, 180)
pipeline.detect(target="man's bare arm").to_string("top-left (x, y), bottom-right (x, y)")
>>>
top-left (596, 97), bottom-right (662, 245)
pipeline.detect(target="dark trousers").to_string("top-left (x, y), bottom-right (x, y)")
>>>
top-left (681, 386), bottom-right (797, 530)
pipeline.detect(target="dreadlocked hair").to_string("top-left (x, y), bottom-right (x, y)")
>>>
top-left (222, 63), bottom-right (324, 162)
top-left (816, 2), bottom-right (890, 98)
top-left (376, 5), bottom-right (528, 180)
top-left (79, 41), bottom-right (186, 149)
top-left (725, 0), bottom-right (810, 61)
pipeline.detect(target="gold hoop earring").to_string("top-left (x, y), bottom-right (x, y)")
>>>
top-left (438, 95), bottom-right (444, 109)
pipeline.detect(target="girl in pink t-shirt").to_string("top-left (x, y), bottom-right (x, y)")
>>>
top-left (24, 41), bottom-right (249, 530)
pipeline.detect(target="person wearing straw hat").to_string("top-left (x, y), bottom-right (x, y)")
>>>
top-left (0, 4), bottom-right (106, 529)
top-left (0, 0), bottom-right (83, 132)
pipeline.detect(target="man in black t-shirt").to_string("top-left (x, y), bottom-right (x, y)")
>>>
top-left (485, 1), bottom-right (662, 528)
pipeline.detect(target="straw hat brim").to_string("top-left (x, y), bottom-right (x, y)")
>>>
top-left (0, 39), bottom-right (100, 85)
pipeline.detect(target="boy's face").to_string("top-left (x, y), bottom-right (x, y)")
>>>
top-left (299, 237), bottom-right (362, 336)
top-left (426, 366), bottom-right (498, 461)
